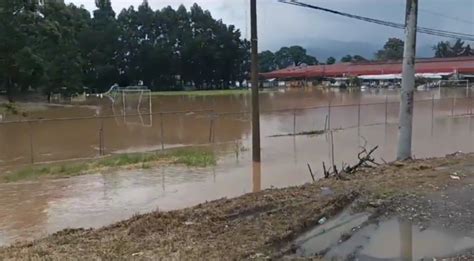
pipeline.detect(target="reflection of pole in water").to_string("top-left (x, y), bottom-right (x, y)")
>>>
top-left (252, 162), bottom-right (261, 193)
top-left (213, 167), bottom-right (216, 183)
top-left (330, 131), bottom-right (335, 167)
top-left (161, 167), bottom-right (165, 192)
top-left (399, 219), bottom-right (413, 261)
top-left (293, 135), bottom-right (297, 164)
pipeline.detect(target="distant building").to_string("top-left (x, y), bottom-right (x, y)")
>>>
top-left (261, 57), bottom-right (474, 82)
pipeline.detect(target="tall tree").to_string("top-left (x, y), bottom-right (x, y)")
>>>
top-left (340, 55), bottom-right (353, 63)
top-left (274, 45), bottom-right (318, 68)
top-left (353, 55), bottom-right (367, 62)
top-left (81, 0), bottom-right (120, 92)
top-left (375, 38), bottom-right (404, 61)
top-left (259, 51), bottom-right (276, 72)
top-left (39, 1), bottom-right (90, 100)
top-left (433, 39), bottom-right (474, 58)
top-left (0, 0), bottom-right (44, 101)
top-left (326, 56), bottom-right (336, 65)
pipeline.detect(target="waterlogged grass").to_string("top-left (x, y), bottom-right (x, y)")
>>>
top-left (3, 149), bottom-right (216, 183)
top-left (151, 89), bottom-right (251, 96)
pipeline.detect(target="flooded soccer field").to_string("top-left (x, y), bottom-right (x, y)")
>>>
top-left (0, 87), bottom-right (473, 245)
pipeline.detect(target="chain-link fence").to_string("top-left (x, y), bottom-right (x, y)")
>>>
top-left (0, 95), bottom-right (472, 168)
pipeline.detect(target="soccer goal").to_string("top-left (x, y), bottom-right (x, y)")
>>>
top-left (106, 86), bottom-right (153, 127)
top-left (438, 80), bottom-right (470, 88)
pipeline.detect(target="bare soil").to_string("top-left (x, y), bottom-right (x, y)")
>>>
top-left (0, 153), bottom-right (473, 260)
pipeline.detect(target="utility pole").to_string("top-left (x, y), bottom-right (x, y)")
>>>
top-left (250, 0), bottom-right (261, 162)
top-left (397, 0), bottom-right (418, 160)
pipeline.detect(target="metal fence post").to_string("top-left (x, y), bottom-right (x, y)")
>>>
top-left (208, 113), bottom-right (215, 143)
top-left (98, 122), bottom-right (102, 156)
top-left (328, 101), bottom-right (332, 131)
top-left (431, 94), bottom-right (435, 136)
top-left (160, 113), bottom-right (165, 150)
top-left (100, 119), bottom-right (105, 156)
top-left (357, 99), bottom-right (361, 134)
top-left (293, 110), bottom-right (297, 135)
top-left (469, 88), bottom-right (472, 115)
top-left (451, 97), bottom-right (455, 116)
top-left (385, 95), bottom-right (388, 125)
top-left (28, 122), bottom-right (34, 164)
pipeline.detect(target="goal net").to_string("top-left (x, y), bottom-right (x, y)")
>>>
top-left (438, 80), bottom-right (469, 88)
top-left (107, 86), bottom-right (153, 126)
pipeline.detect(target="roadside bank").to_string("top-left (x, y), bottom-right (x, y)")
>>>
top-left (0, 153), bottom-right (473, 260)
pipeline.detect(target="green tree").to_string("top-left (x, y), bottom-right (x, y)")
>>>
top-left (81, 0), bottom-right (120, 92)
top-left (0, 0), bottom-right (44, 101)
top-left (375, 38), bottom-right (404, 61)
top-left (340, 55), bottom-right (353, 63)
top-left (1, 0), bottom-right (256, 97)
top-left (259, 51), bottom-right (276, 72)
top-left (433, 39), bottom-right (474, 58)
top-left (274, 45), bottom-right (318, 68)
top-left (353, 55), bottom-right (367, 62)
top-left (326, 56), bottom-right (336, 65)
top-left (39, 2), bottom-right (90, 100)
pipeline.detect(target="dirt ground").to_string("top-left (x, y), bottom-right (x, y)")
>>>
top-left (0, 153), bottom-right (473, 260)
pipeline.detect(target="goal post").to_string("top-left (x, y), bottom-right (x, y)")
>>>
top-left (438, 80), bottom-right (469, 88)
top-left (105, 86), bottom-right (153, 127)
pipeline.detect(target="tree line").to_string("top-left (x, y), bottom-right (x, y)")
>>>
top-left (1, 0), bottom-right (473, 101)
top-left (0, 0), bottom-right (252, 101)
top-left (259, 37), bottom-right (474, 73)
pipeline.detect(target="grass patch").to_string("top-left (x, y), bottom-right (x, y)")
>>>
top-left (151, 89), bottom-right (251, 96)
top-left (3, 149), bottom-right (216, 183)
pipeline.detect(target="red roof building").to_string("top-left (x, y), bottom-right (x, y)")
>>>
top-left (261, 56), bottom-right (474, 79)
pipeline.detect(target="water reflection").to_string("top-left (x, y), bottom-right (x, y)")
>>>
top-left (252, 162), bottom-right (261, 193)
top-left (1, 88), bottom-right (472, 166)
top-left (399, 219), bottom-right (413, 261)
top-left (0, 88), bottom-right (473, 245)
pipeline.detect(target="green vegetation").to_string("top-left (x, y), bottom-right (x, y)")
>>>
top-left (152, 89), bottom-right (251, 96)
top-left (3, 149), bottom-right (216, 183)
top-left (0, 0), bottom-right (251, 101)
top-left (0, 103), bottom-right (19, 115)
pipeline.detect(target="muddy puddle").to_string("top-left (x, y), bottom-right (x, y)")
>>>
top-left (293, 214), bottom-right (474, 260)
top-left (0, 88), bottom-right (473, 246)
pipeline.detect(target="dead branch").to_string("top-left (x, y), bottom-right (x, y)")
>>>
top-left (322, 161), bottom-right (330, 179)
top-left (307, 163), bottom-right (316, 182)
top-left (322, 145), bottom-right (379, 179)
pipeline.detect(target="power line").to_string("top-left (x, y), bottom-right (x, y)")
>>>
top-left (278, 0), bottom-right (474, 41)
top-left (419, 8), bottom-right (474, 25)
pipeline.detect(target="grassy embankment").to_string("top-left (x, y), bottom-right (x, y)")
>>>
top-left (150, 89), bottom-right (277, 96)
top-left (0, 103), bottom-right (24, 116)
top-left (2, 149), bottom-right (216, 183)
top-left (1, 154), bottom-right (472, 259)
top-left (151, 89), bottom-right (250, 96)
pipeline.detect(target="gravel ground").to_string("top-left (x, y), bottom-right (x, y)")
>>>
top-left (0, 153), bottom-right (473, 260)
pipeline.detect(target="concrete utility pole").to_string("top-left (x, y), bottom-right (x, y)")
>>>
top-left (250, 0), bottom-right (261, 162)
top-left (397, 0), bottom-right (418, 160)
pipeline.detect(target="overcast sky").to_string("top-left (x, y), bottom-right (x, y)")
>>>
top-left (67, 0), bottom-right (474, 57)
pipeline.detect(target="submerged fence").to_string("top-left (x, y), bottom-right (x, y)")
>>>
top-left (0, 94), bottom-right (473, 167)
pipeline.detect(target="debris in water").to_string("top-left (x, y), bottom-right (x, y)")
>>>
top-left (291, 209), bottom-right (370, 257)
top-left (318, 217), bottom-right (327, 225)
top-left (324, 218), bottom-right (474, 260)
top-left (450, 175), bottom-right (461, 180)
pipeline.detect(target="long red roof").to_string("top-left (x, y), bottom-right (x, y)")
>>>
top-left (261, 56), bottom-right (474, 79)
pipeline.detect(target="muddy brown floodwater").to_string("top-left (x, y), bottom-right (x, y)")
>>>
top-left (0, 87), bottom-right (473, 246)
